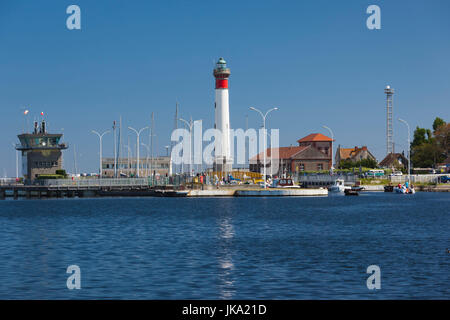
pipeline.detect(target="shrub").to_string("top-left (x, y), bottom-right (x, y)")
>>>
top-left (36, 174), bottom-right (64, 180)
top-left (55, 169), bottom-right (67, 177)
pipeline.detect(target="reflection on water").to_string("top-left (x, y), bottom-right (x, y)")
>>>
top-left (217, 214), bottom-right (235, 299)
top-left (0, 193), bottom-right (448, 299)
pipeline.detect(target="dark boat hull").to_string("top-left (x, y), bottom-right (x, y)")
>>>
top-left (344, 189), bottom-right (359, 196)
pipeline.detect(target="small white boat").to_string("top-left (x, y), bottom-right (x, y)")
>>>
top-left (328, 179), bottom-right (351, 193)
top-left (269, 178), bottom-right (300, 189)
top-left (394, 186), bottom-right (415, 194)
top-left (394, 181), bottom-right (416, 194)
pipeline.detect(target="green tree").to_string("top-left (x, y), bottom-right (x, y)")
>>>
top-left (359, 158), bottom-right (378, 168)
top-left (432, 117), bottom-right (445, 131)
top-left (434, 123), bottom-right (449, 159)
top-left (411, 126), bottom-right (431, 148)
top-left (411, 118), bottom-right (448, 168)
top-left (411, 143), bottom-right (438, 168)
top-left (338, 158), bottom-right (378, 169)
top-left (338, 159), bottom-right (353, 169)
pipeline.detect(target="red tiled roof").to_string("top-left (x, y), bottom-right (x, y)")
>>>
top-left (339, 146), bottom-right (369, 160)
top-left (297, 133), bottom-right (333, 143)
top-left (339, 148), bottom-right (354, 160)
top-left (250, 146), bottom-right (308, 161)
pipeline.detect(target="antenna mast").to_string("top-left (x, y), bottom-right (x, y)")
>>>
top-left (385, 85), bottom-right (395, 155)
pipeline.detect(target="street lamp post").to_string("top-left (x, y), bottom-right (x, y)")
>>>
top-left (128, 126), bottom-right (149, 178)
top-left (322, 125), bottom-right (334, 173)
top-left (249, 107), bottom-right (279, 189)
top-left (398, 118), bottom-right (411, 184)
top-left (141, 142), bottom-right (150, 177)
top-left (91, 130), bottom-right (110, 178)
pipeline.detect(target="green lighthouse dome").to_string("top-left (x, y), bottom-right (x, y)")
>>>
top-left (217, 57), bottom-right (227, 68)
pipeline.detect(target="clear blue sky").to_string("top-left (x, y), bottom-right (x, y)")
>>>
top-left (1, 0), bottom-right (449, 175)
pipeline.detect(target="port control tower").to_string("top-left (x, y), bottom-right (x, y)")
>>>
top-left (16, 120), bottom-right (68, 183)
top-left (213, 57), bottom-right (232, 172)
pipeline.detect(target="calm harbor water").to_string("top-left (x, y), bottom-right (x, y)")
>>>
top-left (0, 192), bottom-right (448, 299)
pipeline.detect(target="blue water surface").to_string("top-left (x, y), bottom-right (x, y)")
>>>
top-left (0, 192), bottom-right (448, 299)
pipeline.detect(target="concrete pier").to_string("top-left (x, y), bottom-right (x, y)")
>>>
top-left (235, 188), bottom-right (328, 197)
top-left (0, 184), bottom-right (328, 199)
top-left (188, 190), bottom-right (235, 197)
top-left (187, 188), bottom-right (328, 197)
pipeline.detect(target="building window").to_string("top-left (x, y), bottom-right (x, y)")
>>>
top-left (317, 163), bottom-right (323, 171)
top-left (299, 163), bottom-right (305, 171)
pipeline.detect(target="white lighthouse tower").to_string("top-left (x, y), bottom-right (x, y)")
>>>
top-left (213, 57), bottom-right (232, 172)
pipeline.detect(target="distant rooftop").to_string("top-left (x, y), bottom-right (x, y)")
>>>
top-left (250, 146), bottom-right (309, 161)
top-left (297, 133), bottom-right (333, 143)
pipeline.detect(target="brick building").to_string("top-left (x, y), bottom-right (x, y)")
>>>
top-left (249, 133), bottom-right (333, 176)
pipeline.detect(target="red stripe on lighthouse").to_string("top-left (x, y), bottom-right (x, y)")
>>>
top-left (215, 79), bottom-right (228, 89)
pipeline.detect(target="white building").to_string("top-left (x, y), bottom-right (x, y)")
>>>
top-left (102, 157), bottom-right (171, 178)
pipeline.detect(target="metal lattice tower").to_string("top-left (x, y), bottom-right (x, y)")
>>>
top-left (384, 85), bottom-right (394, 155)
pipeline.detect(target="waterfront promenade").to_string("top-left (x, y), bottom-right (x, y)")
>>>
top-left (2, 175), bottom-right (449, 199)
top-left (0, 182), bottom-right (328, 199)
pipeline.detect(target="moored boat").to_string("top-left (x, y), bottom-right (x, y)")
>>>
top-left (344, 189), bottom-right (359, 196)
top-left (269, 178), bottom-right (300, 189)
top-left (394, 182), bottom-right (415, 194)
top-left (328, 179), bottom-right (351, 193)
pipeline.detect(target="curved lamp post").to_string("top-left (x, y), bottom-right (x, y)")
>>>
top-left (249, 107), bottom-right (278, 189)
top-left (92, 130), bottom-right (110, 178)
top-left (128, 126), bottom-right (149, 178)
